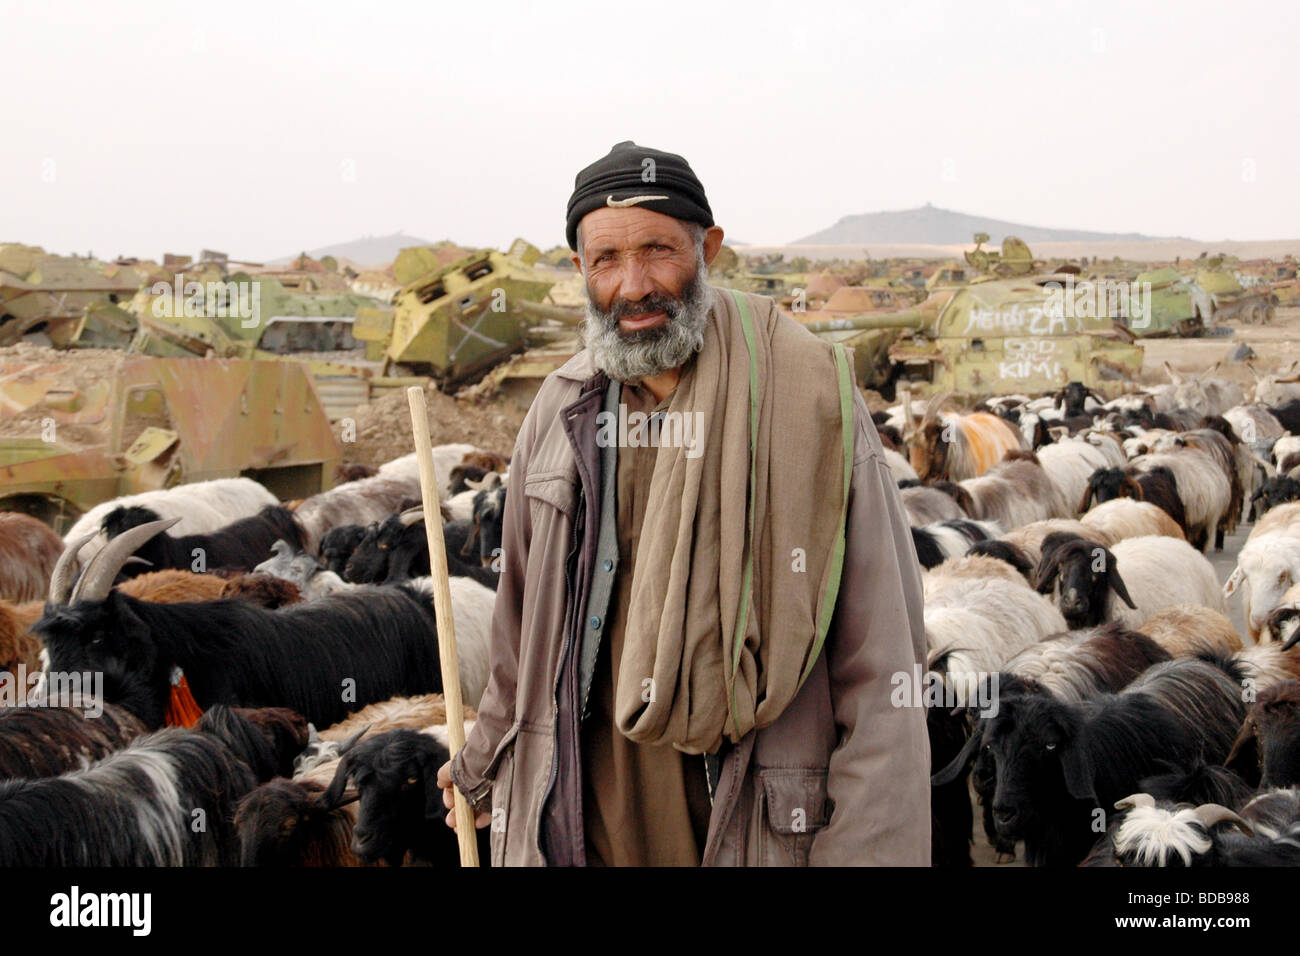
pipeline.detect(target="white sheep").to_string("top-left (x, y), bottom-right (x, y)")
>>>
top-left (924, 578), bottom-right (1068, 699)
top-left (1105, 535), bottom-right (1225, 628)
top-left (1036, 438), bottom-right (1114, 515)
top-left (1080, 498), bottom-right (1186, 545)
top-left (1224, 531), bottom-right (1300, 640)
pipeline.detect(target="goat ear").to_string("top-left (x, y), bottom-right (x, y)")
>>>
top-left (1106, 563), bottom-right (1138, 610)
top-left (1078, 484), bottom-right (1094, 514)
top-left (1223, 566), bottom-right (1244, 599)
top-left (931, 725), bottom-right (985, 787)
top-left (1223, 713), bottom-right (1258, 781)
top-left (1060, 736), bottom-right (1098, 803)
top-left (321, 754), bottom-right (353, 810)
top-left (460, 520), bottom-right (480, 560)
top-left (1031, 556), bottom-right (1060, 594)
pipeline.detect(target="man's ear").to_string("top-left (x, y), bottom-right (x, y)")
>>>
top-left (702, 225), bottom-right (725, 266)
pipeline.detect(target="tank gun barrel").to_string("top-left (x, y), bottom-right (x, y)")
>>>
top-left (512, 299), bottom-right (585, 327)
top-left (800, 309), bottom-right (930, 334)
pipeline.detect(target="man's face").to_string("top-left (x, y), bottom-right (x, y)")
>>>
top-left (574, 207), bottom-right (705, 332)
top-left (572, 207), bottom-right (724, 383)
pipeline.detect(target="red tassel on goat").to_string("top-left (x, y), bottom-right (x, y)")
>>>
top-left (165, 673), bottom-right (204, 728)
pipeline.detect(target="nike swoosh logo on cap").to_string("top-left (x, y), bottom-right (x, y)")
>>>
top-left (606, 194), bottom-right (669, 208)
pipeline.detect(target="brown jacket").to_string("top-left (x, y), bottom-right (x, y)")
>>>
top-left (450, 288), bottom-right (931, 866)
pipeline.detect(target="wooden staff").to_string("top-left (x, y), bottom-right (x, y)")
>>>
top-left (406, 386), bottom-right (479, 867)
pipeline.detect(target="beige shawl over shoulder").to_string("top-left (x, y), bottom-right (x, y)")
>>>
top-left (614, 286), bottom-right (854, 754)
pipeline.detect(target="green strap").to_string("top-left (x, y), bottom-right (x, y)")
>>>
top-left (727, 290), bottom-right (761, 740)
top-left (801, 343), bottom-right (854, 686)
top-left (725, 290), bottom-right (855, 722)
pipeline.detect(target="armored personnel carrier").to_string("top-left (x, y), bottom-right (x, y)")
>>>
top-left (0, 348), bottom-right (339, 530)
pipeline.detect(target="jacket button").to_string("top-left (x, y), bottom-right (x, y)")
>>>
top-left (590, 616), bottom-right (601, 629)
top-left (603, 559), bottom-right (613, 572)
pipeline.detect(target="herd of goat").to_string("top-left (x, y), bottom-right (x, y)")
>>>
top-left (0, 443), bottom-right (506, 866)
top-left (881, 363), bottom-right (1300, 866)
top-left (7, 359), bottom-right (1300, 866)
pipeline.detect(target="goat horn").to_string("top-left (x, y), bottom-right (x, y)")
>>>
top-left (47, 533), bottom-right (97, 606)
top-left (1163, 361), bottom-right (1183, 385)
top-left (70, 517), bottom-right (181, 603)
top-left (398, 507), bottom-right (425, 528)
top-left (1115, 793), bottom-right (1156, 811)
top-left (1193, 803), bottom-right (1254, 835)
top-left (464, 476), bottom-right (487, 491)
top-left (337, 724), bottom-right (371, 755)
top-left (924, 390), bottom-right (956, 425)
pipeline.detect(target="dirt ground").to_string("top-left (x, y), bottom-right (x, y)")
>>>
top-left (334, 381), bottom-right (526, 467)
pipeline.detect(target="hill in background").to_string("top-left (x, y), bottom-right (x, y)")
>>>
top-left (793, 203), bottom-right (1190, 245)
top-left (267, 231), bottom-right (437, 267)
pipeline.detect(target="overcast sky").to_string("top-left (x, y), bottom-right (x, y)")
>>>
top-left (2, 0), bottom-right (1296, 262)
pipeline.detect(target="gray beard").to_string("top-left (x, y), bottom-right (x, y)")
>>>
top-left (582, 251), bottom-right (713, 384)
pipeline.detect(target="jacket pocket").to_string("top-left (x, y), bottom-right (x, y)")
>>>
top-left (524, 471), bottom-right (577, 517)
top-left (753, 768), bottom-right (831, 867)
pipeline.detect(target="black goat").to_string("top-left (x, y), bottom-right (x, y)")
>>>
top-left (1079, 466), bottom-right (1188, 534)
top-left (346, 513), bottom-right (496, 588)
top-left (103, 504), bottom-right (305, 576)
top-left (910, 518), bottom-right (997, 570)
top-left (1250, 475), bottom-right (1300, 521)
top-left (462, 486), bottom-right (507, 569)
top-left (1270, 399), bottom-right (1300, 435)
top-left (322, 729), bottom-right (492, 867)
top-left (37, 585), bottom-right (449, 730)
top-left (37, 518), bottom-right (454, 729)
top-left (320, 524), bottom-right (367, 576)
top-left (1055, 382), bottom-right (1105, 419)
top-left (0, 705), bottom-right (275, 866)
top-left (933, 658), bottom-right (1245, 866)
top-left (1032, 533), bottom-right (1134, 629)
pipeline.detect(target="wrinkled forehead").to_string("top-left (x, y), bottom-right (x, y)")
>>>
top-left (577, 207), bottom-right (696, 257)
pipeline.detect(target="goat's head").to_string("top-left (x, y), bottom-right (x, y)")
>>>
top-left (319, 525), bottom-right (366, 576)
top-left (343, 523), bottom-right (386, 584)
top-left (235, 778), bottom-right (356, 867)
top-left (1032, 533), bottom-right (1135, 629)
top-left (1228, 682), bottom-right (1300, 789)
top-left (322, 729), bottom-right (449, 867)
top-left (35, 519), bottom-right (181, 726)
top-left (937, 694), bottom-right (1096, 843)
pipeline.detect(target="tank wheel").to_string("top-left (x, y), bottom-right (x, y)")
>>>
top-left (1175, 316), bottom-right (1203, 337)
top-left (1266, 305), bottom-right (1277, 323)
top-left (1248, 303), bottom-right (1264, 323)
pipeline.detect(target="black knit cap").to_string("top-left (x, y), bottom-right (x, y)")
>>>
top-left (565, 141), bottom-right (713, 251)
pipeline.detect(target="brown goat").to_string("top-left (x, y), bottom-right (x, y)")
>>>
top-left (1225, 679), bottom-right (1300, 789)
top-left (459, 450), bottom-right (510, 474)
top-left (1138, 605), bottom-right (1243, 657)
top-left (0, 599), bottom-right (46, 681)
top-left (335, 462), bottom-right (379, 484)
top-left (0, 513), bottom-right (62, 602)
top-left (220, 573), bottom-right (303, 608)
